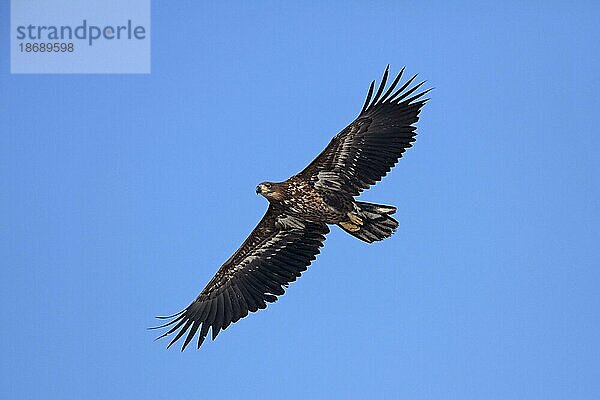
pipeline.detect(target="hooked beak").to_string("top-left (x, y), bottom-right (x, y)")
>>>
top-left (256, 185), bottom-right (262, 195)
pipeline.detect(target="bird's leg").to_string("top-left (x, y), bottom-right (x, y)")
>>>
top-left (339, 221), bottom-right (361, 232)
top-left (339, 212), bottom-right (363, 232)
top-left (348, 212), bottom-right (363, 226)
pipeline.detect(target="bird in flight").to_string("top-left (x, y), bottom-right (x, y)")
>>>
top-left (152, 66), bottom-right (430, 351)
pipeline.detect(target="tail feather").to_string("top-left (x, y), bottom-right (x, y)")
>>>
top-left (338, 201), bottom-right (398, 243)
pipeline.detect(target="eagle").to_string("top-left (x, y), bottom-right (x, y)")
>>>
top-left (152, 66), bottom-right (430, 351)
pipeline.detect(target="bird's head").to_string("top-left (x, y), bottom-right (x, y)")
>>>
top-left (256, 181), bottom-right (284, 201)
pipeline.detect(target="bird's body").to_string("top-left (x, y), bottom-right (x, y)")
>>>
top-left (258, 177), bottom-right (353, 224)
top-left (153, 66), bottom-right (430, 350)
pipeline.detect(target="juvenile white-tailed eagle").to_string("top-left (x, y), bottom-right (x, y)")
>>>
top-left (152, 66), bottom-right (430, 350)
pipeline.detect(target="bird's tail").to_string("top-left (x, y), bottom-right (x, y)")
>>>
top-left (338, 201), bottom-right (398, 243)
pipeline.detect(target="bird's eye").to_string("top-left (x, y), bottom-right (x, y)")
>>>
top-left (265, 183), bottom-right (272, 188)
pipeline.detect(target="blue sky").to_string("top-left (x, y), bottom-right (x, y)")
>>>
top-left (1, 1), bottom-right (599, 399)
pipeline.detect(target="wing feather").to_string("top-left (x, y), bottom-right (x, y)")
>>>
top-left (298, 66), bottom-right (430, 195)
top-left (370, 65), bottom-right (389, 106)
top-left (228, 287), bottom-right (242, 323)
top-left (197, 320), bottom-right (210, 349)
top-left (167, 319), bottom-right (193, 349)
top-left (231, 282), bottom-right (249, 319)
top-left (153, 205), bottom-right (329, 351)
top-left (222, 289), bottom-right (233, 329)
top-left (182, 320), bottom-right (201, 351)
top-left (211, 295), bottom-right (225, 340)
top-left (360, 80), bottom-right (376, 115)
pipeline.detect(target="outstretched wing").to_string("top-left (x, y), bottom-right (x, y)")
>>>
top-left (151, 205), bottom-right (329, 351)
top-left (298, 66), bottom-right (430, 196)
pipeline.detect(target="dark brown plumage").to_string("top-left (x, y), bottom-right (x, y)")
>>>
top-left (152, 66), bottom-right (430, 350)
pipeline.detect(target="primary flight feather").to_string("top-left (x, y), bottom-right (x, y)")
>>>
top-left (152, 66), bottom-right (430, 351)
